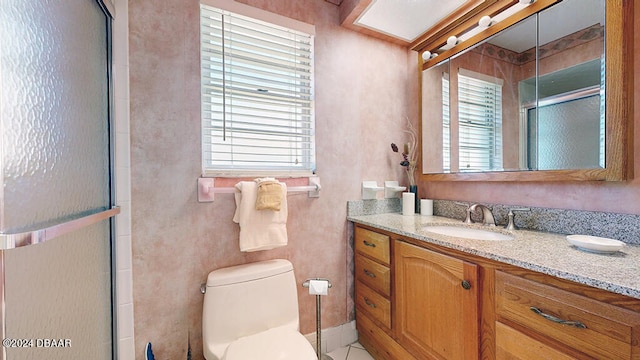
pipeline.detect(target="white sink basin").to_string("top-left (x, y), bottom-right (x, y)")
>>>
top-left (423, 225), bottom-right (514, 241)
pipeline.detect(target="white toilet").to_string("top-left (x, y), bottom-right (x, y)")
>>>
top-left (202, 259), bottom-right (317, 360)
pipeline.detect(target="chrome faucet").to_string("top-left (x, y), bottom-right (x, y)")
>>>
top-left (468, 204), bottom-right (496, 226)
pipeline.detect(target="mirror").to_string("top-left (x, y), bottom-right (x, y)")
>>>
top-left (420, 0), bottom-right (630, 181)
top-left (421, 59), bottom-right (450, 173)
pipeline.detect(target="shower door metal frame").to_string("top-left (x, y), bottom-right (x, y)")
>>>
top-left (0, 0), bottom-right (118, 358)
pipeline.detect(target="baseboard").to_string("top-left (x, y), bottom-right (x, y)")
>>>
top-left (304, 320), bottom-right (358, 354)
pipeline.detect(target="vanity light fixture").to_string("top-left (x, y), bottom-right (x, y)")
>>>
top-left (446, 35), bottom-right (459, 47)
top-left (422, 0), bottom-right (539, 63)
top-left (478, 15), bottom-right (493, 28)
top-left (421, 51), bottom-right (438, 61)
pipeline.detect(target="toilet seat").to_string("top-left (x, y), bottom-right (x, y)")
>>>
top-left (223, 327), bottom-right (317, 360)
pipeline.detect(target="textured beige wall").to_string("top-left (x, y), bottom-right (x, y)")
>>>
top-left (128, 0), bottom-right (418, 358)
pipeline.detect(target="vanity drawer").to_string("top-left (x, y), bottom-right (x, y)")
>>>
top-left (496, 322), bottom-right (575, 360)
top-left (356, 281), bottom-right (391, 329)
top-left (357, 311), bottom-right (417, 360)
top-left (355, 227), bottom-right (390, 265)
top-left (355, 254), bottom-right (390, 297)
top-left (496, 271), bottom-right (640, 359)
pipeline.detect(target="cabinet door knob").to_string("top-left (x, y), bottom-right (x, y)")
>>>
top-left (363, 269), bottom-right (376, 278)
top-left (461, 280), bottom-right (471, 290)
top-left (363, 240), bottom-right (376, 248)
top-left (530, 307), bottom-right (587, 329)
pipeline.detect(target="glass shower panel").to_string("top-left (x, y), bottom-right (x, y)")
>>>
top-left (529, 95), bottom-right (601, 170)
top-left (0, 0), bottom-right (110, 231)
top-left (4, 223), bottom-right (112, 359)
top-left (0, 0), bottom-right (114, 359)
top-left (535, 0), bottom-right (605, 171)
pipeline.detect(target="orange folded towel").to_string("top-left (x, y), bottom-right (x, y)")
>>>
top-left (255, 180), bottom-right (284, 211)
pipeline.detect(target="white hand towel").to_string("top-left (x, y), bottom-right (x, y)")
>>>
top-left (233, 181), bottom-right (288, 252)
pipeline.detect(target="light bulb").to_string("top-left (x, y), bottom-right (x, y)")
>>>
top-left (447, 36), bottom-right (458, 47)
top-left (422, 51), bottom-right (431, 61)
top-left (478, 15), bottom-right (492, 28)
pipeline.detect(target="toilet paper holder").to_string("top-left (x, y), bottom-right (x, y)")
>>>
top-left (302, 278), bottom-right (334, 360)
top-left (302, 278), bottom-right (332, 294)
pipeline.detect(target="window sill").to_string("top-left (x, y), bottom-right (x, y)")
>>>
top-left (201, 169), bottom-right (314, 178)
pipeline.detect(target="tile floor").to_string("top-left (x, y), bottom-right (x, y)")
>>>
top-left (326, 342), bottom-right (374, 360)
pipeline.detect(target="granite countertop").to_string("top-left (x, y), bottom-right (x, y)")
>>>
top-left (348, 213), bottom-right (640, 300)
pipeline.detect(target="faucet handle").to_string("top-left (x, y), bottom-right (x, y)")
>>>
top-left (505, 208), bottom-right (530, 230)
top-left (454, 202), bottom-right (473, 223)
top-left (463, 207), bottom-right (473, 224)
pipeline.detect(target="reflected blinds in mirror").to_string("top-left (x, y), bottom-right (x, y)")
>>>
top-left (443, 73), bottom-right (450, 172)
top-left (599, 57), bottom-right (605, 168)
top-left (457, 69), bottom-right (503, 172)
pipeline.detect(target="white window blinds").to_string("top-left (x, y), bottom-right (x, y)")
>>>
top-left (457, 69), bottom-right (503, 172)
top-left (200, 4), bottom-right (315, 176)
top-left (442, 73), bottom-right (450, 172)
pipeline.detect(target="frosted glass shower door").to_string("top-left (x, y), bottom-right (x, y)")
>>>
top-left (0, 0), bottom-right (116, 359)
top-left (527, 95), bottom-right (602, 170)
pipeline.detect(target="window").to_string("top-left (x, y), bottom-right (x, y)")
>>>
top-left (200, 3), bottom-right (315, 176)
top-left (457, 69), bottom-right (503, 172)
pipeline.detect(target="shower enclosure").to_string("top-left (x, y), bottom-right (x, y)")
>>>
top-left (0, 0), bottom-right (117, 359)
top-left (520, 58), bottom-right (606, 171)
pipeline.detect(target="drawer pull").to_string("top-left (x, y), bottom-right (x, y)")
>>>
top-left (364, 297), bottom-right (377, 308)
top-left (461, 280), bottom-right (471, 290)
top-left (363, 240), bottom-right (376, 248)
top-left (530, 307), bottom-right (587, 329)
top-left (363, 269), bottom-right (376, 278)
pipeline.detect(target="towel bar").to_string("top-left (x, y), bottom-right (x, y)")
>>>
top-left (198, 176), bottom-right (321, 202)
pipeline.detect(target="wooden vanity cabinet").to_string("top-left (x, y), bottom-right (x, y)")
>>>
top-left (354, 226), bottom-right (392, 329)
top-left (354, 225), bottom-right (481, 360)
top-left (354, 226), bottom-right (417, 359)
top-left (353, 224), bottom-right (640, 359)
top-left (394, 240), bottom-right (480, 360)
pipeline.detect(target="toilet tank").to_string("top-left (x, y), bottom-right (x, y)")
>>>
top-left (202, 259), bottom-right (301, 360)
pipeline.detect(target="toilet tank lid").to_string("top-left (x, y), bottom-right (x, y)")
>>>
top-left (206, 259), bottom-right (293, 287)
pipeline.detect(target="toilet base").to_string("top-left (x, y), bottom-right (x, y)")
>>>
top-left (223, 327), bottom-right (316, 360)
